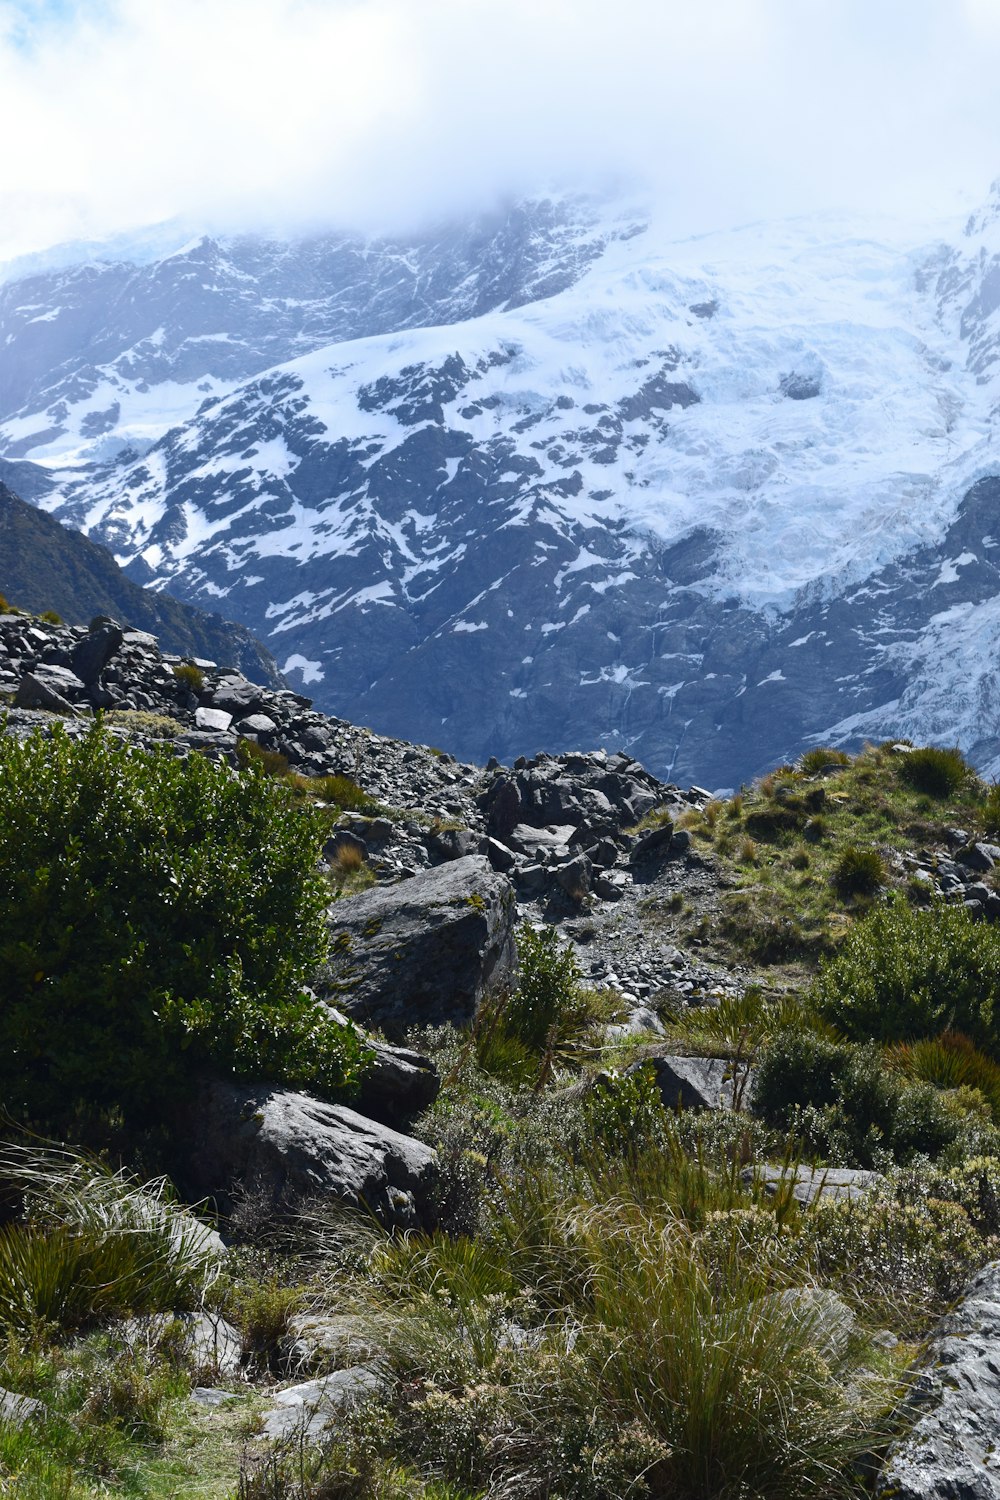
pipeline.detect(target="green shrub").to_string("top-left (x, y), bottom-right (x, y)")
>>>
top-left (0, 724), bottom-right (367, 1133)
top-left (753, 1031), bottom-right (959, 1167)
top-left (172, 661), bottom-right (205, 694)
top-left (814, 898), bottom-right (1000, 1049)
top-left (38, 610), bottom-right (62, 626)
top-left (474, 925), bottom-right (601, 1087)
top-left (585, 1065), bottom-right (669, 1153)
top-left (897, 744), bottom-right (970, 798)
top-left (806, 1190), bottom-right (994, 1333)
top-left (832, 844), bottom-right (884, 899)
top-left (982, 783), bottom-right (1000, 837)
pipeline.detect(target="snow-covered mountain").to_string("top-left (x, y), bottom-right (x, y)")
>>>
top-left (7, 190), bottom-right (1000, 786)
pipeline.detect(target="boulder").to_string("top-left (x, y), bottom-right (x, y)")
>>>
top-left (630, 821), bottom-right (676, 862)
top-left (14, 669), bottom-right (81, 715)
top-left (0, 1387), bottom-right (45, 1427)
top-left (877, 1261), bottom-right (1000, 1499)
top-left (71, 620), bottom-right (124, 684)
top-left (744, 1164), bottom-right (883, 1207)
top-left (195, 706), bottom-right (233, 733)
top-left (631, 1054), bottom-right (748, 1111)
top-left (260, 1369), bottom-right (383, 1443)
top-left (286, 1313), bottom-right (381, 1373)
top-left (183, 1081), bottom-right (438, 1229)
top-left (957, 842), bottom-right (1000, 873)
top-left (352, 1039), bottom-right (440, 1128)
top-left (122, 1312), bottom-right (242, 1379)
top-left (317, 855), bottom-right (516, 1037)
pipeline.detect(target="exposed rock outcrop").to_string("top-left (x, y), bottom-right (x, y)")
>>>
top-left (317, 856), bottom-right (517, 1037)
top-left (878, 1261), bottom-right (1000, 1499)
top-left (182, 1081), bottom-right (439, 1230)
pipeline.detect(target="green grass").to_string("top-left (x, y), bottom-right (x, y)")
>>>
top-left (659, 742), bottom-right (993, 967)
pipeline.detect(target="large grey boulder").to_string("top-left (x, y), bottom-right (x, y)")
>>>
top-left (71, 619), bottom-right (123, 684)
top-left (184, 1081), bottom-right (438, 1230)
top-left (14, 668), bottom-right (81, 714)
top-left (877, 1261), bottom-right (1000, 1498)
top-left (317, 855), bottom-right (516, 1037)
top-left (630, 1054), bottom-right (751, 1112)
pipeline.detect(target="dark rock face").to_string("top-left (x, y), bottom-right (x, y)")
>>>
top-left (317, 856), bottom-right (518, 1038)
top-left (351, 1040), bottom-right (440, 1129)
top-left (182, 1080), bottom-right (438, 1230)
top-left (877, 1261), bottom-right (1000, 1498)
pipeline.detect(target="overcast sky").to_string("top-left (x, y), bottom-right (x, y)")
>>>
top-left (1, 0), bottom-right (999, 262)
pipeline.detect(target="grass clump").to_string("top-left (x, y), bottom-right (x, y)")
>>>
top-left (889, 1031), bottom-right (1000, 1122)
top-left (38, 609), bottom-right (62, 625)
top-left (799, 747), bottom-right (851, 774)
top-left (832, 844), bottom-right (884, 899)
top-left (0, 723), bottom-right (368, 1136)
top-left (0, 1142), bottom-right (221, 1333)
top-left (236, 736), bottom-right (291, 778)
top-left (172, 661), bottom-right (205, 694)
top-left (897, 744), bottom-right (971, 798)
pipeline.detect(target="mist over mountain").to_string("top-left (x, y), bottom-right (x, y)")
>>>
top-left (6, 187), bottom-right (1000, 784)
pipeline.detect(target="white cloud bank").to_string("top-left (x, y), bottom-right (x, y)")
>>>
top-left (1, 0), bottom-right (1000, 261)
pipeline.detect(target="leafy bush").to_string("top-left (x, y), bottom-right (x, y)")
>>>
top-left (832, 844), bottom-right (884, 899)
top-left (981, 782), bottom-right (1000, 837)
top-left (814, 898), bottom-right (1000, 1049)
top-left (171, 661), bottom-right (204, 693)
top-left (474, 925), bottom-right (606, 1086)
top-left (0, 724), bottom-right (367, 1133)
top-left (897, 744), bottom-right (970, 798)
top-left (753, 1031), bottom-right (960, 1167)
top-left (585, 1065), bottom-right (669, 1153)
top-left (806, 1189), bottom-right (994, 1333)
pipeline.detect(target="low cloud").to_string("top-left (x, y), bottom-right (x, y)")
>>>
top-left (0, 0), bottom-right (998, 261)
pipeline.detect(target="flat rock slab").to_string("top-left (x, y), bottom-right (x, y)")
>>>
top-left (186, 1081), bottom-right (438, 1229)
top-left (317, 855), bottom-right (516, 1037)
top-left (744, 1164), bottom-right (883, 1207)
top-left (260, 1368), bottom-right (383, 1442)
top-left (878, 1261), bottom-right (1000, 1498)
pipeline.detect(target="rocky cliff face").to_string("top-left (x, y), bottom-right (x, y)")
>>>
top-left (8, 193), bottom-right (1000, 782)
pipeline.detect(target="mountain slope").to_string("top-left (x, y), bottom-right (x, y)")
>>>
top-left (0, 482), bottom-right (283, 684)
top-left (8, 193), bottom-right (1000, 781)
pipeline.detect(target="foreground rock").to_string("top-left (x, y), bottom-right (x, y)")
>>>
top-left (317, 855), bottom-right (517, 1037)
top-left (744, 1164), bottom-right (884, 1207)
top-left (630, 1054), bottom-right (752, 1112)
top-left (260, 1369), bottom-right (383, 1442)
top-left (878, 1261), bottom-right (1000, 1499)
top-left (183, 1082), bottom-right (438, 1229)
